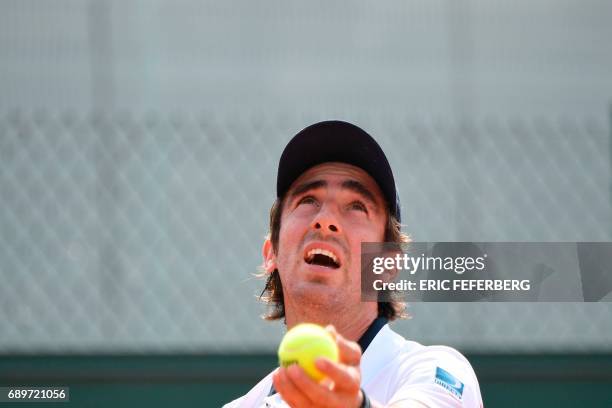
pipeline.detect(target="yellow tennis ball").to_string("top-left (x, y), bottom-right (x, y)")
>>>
top-left (278, 323), bottom-right (339, 381)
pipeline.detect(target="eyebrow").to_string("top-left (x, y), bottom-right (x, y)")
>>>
top-left (341, 180), bottom-right (378, 207)
top-left (290, 180), bottom-right (327, 199)
top-left (289, 179), bottom-right (379, 208)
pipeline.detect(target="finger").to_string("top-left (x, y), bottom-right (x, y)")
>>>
top-left (325, 324), bottom-right (338, 339)
top-left (315, 358), bottom-right (361, 393)
top-left (336, 334), bottom-right (362, 366)
top-left (273, 366), bottom-right (314, 408)
top-left (285, 364), bottom-right (337, 405)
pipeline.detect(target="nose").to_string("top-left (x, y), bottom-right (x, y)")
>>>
top-left (312, 204), bottom-right (341, 234)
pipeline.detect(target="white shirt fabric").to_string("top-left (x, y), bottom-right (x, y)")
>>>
top-left (224, 324), bottom-right (483, 407)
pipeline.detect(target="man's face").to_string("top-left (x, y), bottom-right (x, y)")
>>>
top-left (269, 162), bottom-right (387, 311)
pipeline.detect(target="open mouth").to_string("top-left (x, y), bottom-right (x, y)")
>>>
top-left (304, 248), bottom-right (340, 269)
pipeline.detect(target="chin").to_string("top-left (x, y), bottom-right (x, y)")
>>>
top-left (292, 283), bottom-right (338, 304)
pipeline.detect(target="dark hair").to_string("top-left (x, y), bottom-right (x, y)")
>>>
top-left (259, 197), bottom-right (410, 321)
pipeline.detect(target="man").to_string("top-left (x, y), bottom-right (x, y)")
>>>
top-left (225, 121), bottom-right (483, 407)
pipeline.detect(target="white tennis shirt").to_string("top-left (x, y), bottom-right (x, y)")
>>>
top-left (224, 324), bottom-right (483, 407)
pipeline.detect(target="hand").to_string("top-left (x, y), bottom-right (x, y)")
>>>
top-left (272, 325), bottom-right (364, 408)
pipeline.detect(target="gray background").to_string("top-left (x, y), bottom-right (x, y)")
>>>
top-left (1, 0), bottom-right (611, 353)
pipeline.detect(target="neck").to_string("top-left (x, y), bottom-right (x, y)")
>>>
top-left (284, 304), bottom-right (378, 342)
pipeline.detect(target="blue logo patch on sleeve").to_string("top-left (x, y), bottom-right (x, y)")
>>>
top-left (434, 367), bottom-right (464, 400)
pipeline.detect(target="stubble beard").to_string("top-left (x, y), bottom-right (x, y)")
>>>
top-left (287, 261), bottom-right (362, 322)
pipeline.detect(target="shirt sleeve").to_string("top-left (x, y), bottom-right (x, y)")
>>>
top-left (386, 346), bottom-right (483, 408)
top-left (222, 371), bottom-right (276, 408)
top-left (222, 395), bottom-right (246, 408)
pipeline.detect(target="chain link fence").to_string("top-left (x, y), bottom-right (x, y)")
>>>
top-left (2, 0), bottom-right (612, 353)
top-left (1, 111), bottom-right (611, 353)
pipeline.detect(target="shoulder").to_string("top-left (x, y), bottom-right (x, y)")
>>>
top-left (223, 371), bottom-right (275, 408)
top-left (399, 342), bottom-right (477, 378)
top-left (364, 326), bottom-right (483, 408)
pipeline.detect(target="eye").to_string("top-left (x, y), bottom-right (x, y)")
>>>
top-left (297, 195), bottom-right (318, 206)
top-left (349, 201), bottom-right (368, 213)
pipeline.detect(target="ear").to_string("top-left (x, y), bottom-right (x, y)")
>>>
top-left (262, 238), bottom-right (277, 273)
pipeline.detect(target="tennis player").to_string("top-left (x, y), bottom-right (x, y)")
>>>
top-left (225, 121), bottom-right (483, 407)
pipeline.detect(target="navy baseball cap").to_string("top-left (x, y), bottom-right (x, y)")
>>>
top-left (277, 120), bottom-right (401, 222)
